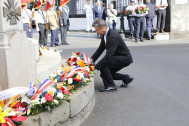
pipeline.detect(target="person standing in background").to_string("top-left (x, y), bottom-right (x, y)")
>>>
top-left (134, 0), bottom-right (148, 42)
top-left (83, 0), bottom-right (95, 32)
top-left (156, 0), bottom-right (168, 34)
top-left (34, 5), bottom-right (48, 46)
top-left (93, 0), bottom-right (106, 37)
top-left (22, 4), bottom-right (33, 38)
top-left (107, 3), bottom-right (117, 30)
top-left (60, 5), bottom-right (69, 45)
top-left (64, 4), bottom-right (70, 31)
top-left (126, 0), bottom-right (136, 39)
top-left (47, 4), bottom-right (59, 47)
top-left (145, 0), bottom-right (155, 40)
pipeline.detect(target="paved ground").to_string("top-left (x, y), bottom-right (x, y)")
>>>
top-left (35, 32), bottom-right (189, 126)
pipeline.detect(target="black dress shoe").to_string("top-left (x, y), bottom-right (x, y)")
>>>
top-left (140, 39), bottom-right (143, 42)
top-left (55, 44), bottom-right (59, 46)
top-left (65, 43), bottom-right (70, 45)
top-left (120, 76), bottom-right (134, 88)
top-left (99, 86), bottom-right (117, 92)
top-left (135, 39), bottom-right (138, 43)
top-left (61, 43), bottom-right (66, 45)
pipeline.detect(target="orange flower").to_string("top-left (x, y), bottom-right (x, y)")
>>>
top-left (77, 59), bottom-right (85, 68)
top-left (57, 83), bottom-right (63, 89)
top-left (67, 85), bottom-right (74, 91)
top-left (90, 66), bottom-right (95, 71)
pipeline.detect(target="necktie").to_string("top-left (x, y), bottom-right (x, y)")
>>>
top-left (42, 12), bottom-right (46, 24)
top-left (98, 7), bottom-right (101, 12)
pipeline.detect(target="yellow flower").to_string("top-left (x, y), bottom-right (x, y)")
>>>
top-left (76, 75), bottom-right (81, 80)
top-left (48, 91), bottom-right (54, 96)
top-left (0, 110), bottom-right (8, 123)
top-left (57, 83), bottom-right (63, 89)
top-left (77, 60), bottom-right (85, 68)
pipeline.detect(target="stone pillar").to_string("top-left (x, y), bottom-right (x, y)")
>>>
top-left (0, 0), bottom-right (37, 91)
top-left (169, 0), bottom-right (189, 39)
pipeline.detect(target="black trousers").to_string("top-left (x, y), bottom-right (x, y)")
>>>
top-left (100, 57), bottom-right (131, 88)
top-left (156, 9), bottom-right (166, 32)
top-left (39, 24), bottom-right (48, 46)
top-left (135, 16), bottom-right (145, 40)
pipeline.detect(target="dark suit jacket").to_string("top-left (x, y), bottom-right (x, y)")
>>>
top-left (93, 6), bottom-right (106, 20)
top-left (59, 9), bottom-right (67, 26)
top-left (91, 29), bottom-right (133, 70)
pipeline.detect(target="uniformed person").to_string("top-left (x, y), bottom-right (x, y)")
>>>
top-left (126, 0), bottom-right (136, 39)
top-left (34, 5), bottom-right (48, 46)
top-left (22, 4), bottom-right (33, 38)
top-left (47, 4), bottom-right (59, 47)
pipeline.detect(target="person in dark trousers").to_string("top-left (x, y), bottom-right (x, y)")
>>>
top-left (145, 0), bottom-right (156, 40)
top-left (35, 5), bottom-right (48, 46)
top-left (134, 0), bottom-right (148, 42)
top-left (93, 0), bottom-right (106, 38)
top-left (91, 18), bottom-right (134, 92)
top-left (126, 0), bottom-right (136, 39)
top-left (156, 0), bottom-right (168, 34)
top-left (59, 5), bottom-right (69, 45)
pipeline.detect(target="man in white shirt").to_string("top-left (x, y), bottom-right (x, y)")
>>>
top-left (34, 5), bottom-right (48, 46)
top-left (156, 0), bottom-right (168, 34)
top-left (134, 0), bottom-right (148, 42)
top-left (83, 0), bottom-right (95, 32)
top-left (126, 0), bottom-right (136, 39)
top-left (22, 4), bottom-right (33, 38)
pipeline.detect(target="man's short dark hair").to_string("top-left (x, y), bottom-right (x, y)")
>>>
top-left (92, 18), bottom-right (107, 28)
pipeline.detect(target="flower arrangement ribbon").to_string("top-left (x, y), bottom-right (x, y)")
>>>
top-left (32, 79), bottom-right (54, 100)
top-left (64, 65), bottom-right (83, 81)
top-left (82, 53), bottom-right (89, 64)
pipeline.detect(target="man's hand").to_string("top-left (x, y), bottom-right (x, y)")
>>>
top-left (89, 58), bottom-right (94, 64)
top-left (61, 24), bottom-right (63, 27)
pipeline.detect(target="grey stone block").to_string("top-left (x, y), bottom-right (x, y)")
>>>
top-left (0, 31), bottom-right (37, 90)
top-left (37, 53), bottom-right (61, 82)
top-left (60, 95), bottom-right (95, 126)
top-left (69, 78), bottom-right (94, 117)
top-left (40, 101), bottom-right (70, 126)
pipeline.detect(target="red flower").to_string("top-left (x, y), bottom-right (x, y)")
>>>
top-left (76, 52), bottom-right (81, 56)
top-left (1, 117), bottom-right (14, 126)
top-left (72, 57), bottom-right (77, 62)
top-left (45, 93), bottom-right (53, 101)
top-left (11, 116), bottom-right (27, 122)
top-left (68, 58), bottom-right (71, 62)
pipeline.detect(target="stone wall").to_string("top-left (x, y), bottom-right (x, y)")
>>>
top-left (170, 0), bottom-right (189, 39)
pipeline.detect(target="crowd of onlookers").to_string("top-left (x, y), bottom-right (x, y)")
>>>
top-left (22, 3), bottom-right (70, 47)
top-left (83, 0), bottom-right (168, 42)
top-left (22, 0), bottom-right (168, 47)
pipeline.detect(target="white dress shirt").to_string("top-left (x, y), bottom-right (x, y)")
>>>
top-left (22, 9), bottom-right (32, 24)
top-left (34, 10), bottom-right (48, 24)
top-left (156, 0), bottom-right (168, 10)
top-left (104, 28), bottom-right (109, 44)
top-left (83, 4), bottom-right (94, 15)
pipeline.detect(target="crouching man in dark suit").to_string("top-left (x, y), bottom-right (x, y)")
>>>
top-left (91, 18), bottom-right (134, 92)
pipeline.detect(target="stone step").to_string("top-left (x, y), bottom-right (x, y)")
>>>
top-left (37, 51), bottom-right (62, 82)
top-left (153, 33), bottom-right (170, 40)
